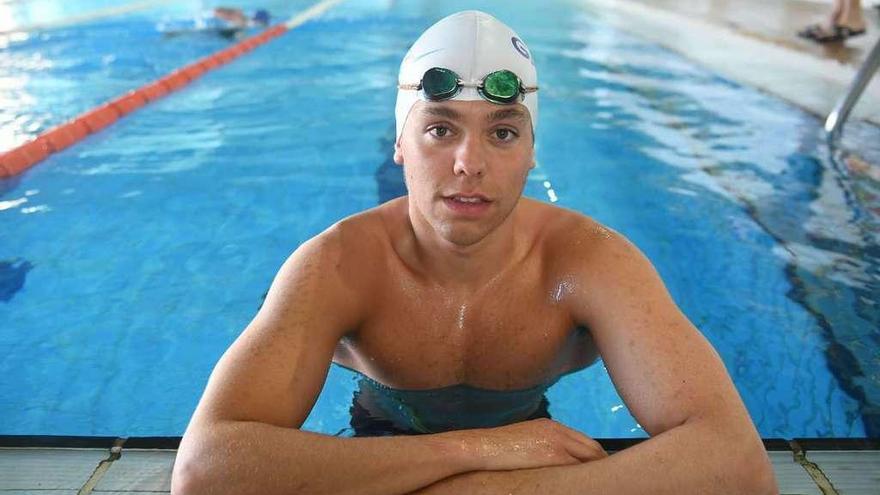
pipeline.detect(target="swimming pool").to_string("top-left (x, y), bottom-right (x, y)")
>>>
top-left (1, 0), bottom-right (878, 440)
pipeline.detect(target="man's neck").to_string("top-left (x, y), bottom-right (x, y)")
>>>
top-left (404, 200), bottom-right (525, 290)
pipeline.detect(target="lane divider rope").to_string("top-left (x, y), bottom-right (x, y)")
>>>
top-left (0, 0), bottom-right (344, 179)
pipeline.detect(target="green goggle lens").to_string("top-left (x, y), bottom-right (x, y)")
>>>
top-left (418, 67), bottom-right (525, 104)
top-left (422, 68), bottom-right (460, 100)
top-left (482, 70), bottom-right (520, 102)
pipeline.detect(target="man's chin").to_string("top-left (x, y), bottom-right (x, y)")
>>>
top-left (436, 222), bottom-right (495, 248)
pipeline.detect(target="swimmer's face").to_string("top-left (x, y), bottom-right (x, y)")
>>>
top-left (394, 100), bottom-right (535, 247)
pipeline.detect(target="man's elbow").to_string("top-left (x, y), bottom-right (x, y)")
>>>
top-left (733, 440), bottom-right (779, 495)
top-left (171, 431), bottom-right (230, 495)
top-left (751, 455), bottom-right (780, 495)
top-left (171, 450), bottom-right (212, 495)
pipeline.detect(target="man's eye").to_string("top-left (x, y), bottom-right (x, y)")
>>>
top-left (429, 126), bottom-right (450, 137)
top-left (494, 128), bottom-right (517, 141)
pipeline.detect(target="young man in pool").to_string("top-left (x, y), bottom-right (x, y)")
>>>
top-left (172, 11), bottom-right (778, 495)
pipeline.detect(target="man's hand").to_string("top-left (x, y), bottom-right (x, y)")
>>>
top-left (407, 419), bottom-right (607, 495)
top-left (410, 419), bottom-right (608, 495)
top-left (449, 418), bottom-right (607, 472)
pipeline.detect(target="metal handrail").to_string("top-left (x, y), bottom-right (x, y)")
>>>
top-left (825, 36), bottom-right (880, 141)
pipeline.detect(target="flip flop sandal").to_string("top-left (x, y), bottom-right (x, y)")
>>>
top-left (797, 23), bottom-right (827, 39)
top-left (839, 26), bottom-right (867, 38)
top-left (816, 25), bottom-right (867, 43)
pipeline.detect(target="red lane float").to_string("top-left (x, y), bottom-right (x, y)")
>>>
top-left (79, 103), bottom-right (121, 133)
top-left (0, 25), bottom-right (289, 178)
top-left (0, 139), bottom-right (50, 176)
top-left (200, 56), bottom-right (220, 70)
top-left (42, 120), bottom-right (89, 152)
top-left (110, 91), bottom-right (148, 115)
top-left (214, 49), bottom-right (235, 64)
top-left (161, 70), bottom-right (190, 91)
top-left (181, 63), bottom-right (206, 80)
top-left (140, 80), bottom-right (171, 101)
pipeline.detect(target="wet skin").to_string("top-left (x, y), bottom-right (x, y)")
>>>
top-left (331, 100), bottom-right (599, 391)
top-left (171, 98), bottom-right (777, 495)
top-left (331, 196), bottom-right (600, 391)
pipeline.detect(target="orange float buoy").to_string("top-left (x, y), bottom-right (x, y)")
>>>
top-left (42, 120), bottom-right (89, 153)
top-left (110, 91), bottom-right (148, 115)
top-left (0, 19), bottom-right (294, 177)
top-left (200, 56), bottom-right (220, 70)
top-left (0, 139), bottom-right (50, 177)
top-left (161, 70), bottom-right (190, 91)
top-left (214, 50), bottom-right (234, 64)
top-left (79, 104), bottom-right (121, 133)
top-left (140, 80), bottom-right (170, 101)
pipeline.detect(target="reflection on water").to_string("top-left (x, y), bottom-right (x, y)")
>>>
top-left (0, 0), bottom-right (877, 438)
top-left (562, 12), bottom-right (879, 436)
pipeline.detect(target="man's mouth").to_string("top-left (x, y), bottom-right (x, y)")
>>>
top-left (442, 194), bottom-right (492, 216)
top-left (449, 195), bottom-right (489, 203)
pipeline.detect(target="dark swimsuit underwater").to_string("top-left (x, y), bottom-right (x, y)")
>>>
top-left (345, 371), bottom-right (557, 436)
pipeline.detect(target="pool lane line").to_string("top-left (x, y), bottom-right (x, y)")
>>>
top-left (0, 0), bottom-right (178, 35)
top-left (0, 0), bottom-right (345, 179)
top-left (284, 0), bottom-right (344, 29)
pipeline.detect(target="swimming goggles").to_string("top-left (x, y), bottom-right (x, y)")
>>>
top-left (398, 67), bottom-right (538, 105)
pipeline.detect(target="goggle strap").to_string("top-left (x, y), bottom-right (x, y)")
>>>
top-left (397, 83), bottom-right (537, 92)
top-left (399, 69), bottom-right (537, 102)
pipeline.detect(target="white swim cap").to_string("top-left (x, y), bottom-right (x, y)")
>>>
top-left (395, 11), bottom-right (538, 142)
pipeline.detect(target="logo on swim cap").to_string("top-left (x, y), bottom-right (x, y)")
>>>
top-left (511, 37), bottom-right (530, 59)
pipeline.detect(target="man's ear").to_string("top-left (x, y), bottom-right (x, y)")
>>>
top-left (393, 139), bottom-right (404, 166)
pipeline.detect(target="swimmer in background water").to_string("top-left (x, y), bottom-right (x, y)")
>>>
top-left (159, 7), bottom-right (270, 39)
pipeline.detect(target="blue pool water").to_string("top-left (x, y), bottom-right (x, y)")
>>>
top-left (1, 0), bottom-right (878, 439)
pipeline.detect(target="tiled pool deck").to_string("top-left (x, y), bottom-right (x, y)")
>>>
top-left (1, 437), bottom-right (878, 494)
top-left (581, 0), bottom-right (880, 124)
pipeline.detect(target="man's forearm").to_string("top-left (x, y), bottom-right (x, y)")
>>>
top-left (413, 418), bottom-right (777, 495)
top-left (172, 420), bottom-right (478, 495)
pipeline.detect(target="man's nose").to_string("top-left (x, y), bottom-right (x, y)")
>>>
top-left (452, 134), bottom-right (486, 177)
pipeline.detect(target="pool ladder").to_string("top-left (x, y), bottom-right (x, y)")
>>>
top-left (825, 36), bottom-right (880, 141)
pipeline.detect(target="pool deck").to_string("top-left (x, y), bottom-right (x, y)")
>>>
top-left (1, 437), bottom-right (879, 494)
top-left (580, 0), bottom-right (880, 126)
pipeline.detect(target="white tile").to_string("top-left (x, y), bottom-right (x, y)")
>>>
top-left (768, 451), bottom-right (823, 495)
top-left (580, 0), bottom-right (880, 124)
top-left (94, 449), bottom-right (176, 492)
top-left (806, 450), bottom-right (880, 495)
top-left (0, 448), bottom-right (107, 491)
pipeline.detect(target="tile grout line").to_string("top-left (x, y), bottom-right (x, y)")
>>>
top-left (77, 438), bottom-right (125, 495)
top-left (789, 440), bottom-right (839, 495)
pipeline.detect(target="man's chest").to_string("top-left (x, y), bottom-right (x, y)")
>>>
top-left (333, 280), bottom-right (596, 390)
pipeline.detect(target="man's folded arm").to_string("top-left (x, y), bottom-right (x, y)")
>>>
top-left (170, 226), bottom-right (484, 495)
top-left (172, 220), bottom-right (612, 495)
top-left (413, 224), bottom-right (779, 495)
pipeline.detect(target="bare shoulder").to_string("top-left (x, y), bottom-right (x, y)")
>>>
top-left (529, 201), bottom-right (751, 437)
top-left (291, 200), bottom-right (398, 284)
top-left (520, 200), bottom-right (670, 328)
top-left (181, 206), bottom-right (400, 430)
top-left (520, 198), bottom-right (632, 273)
